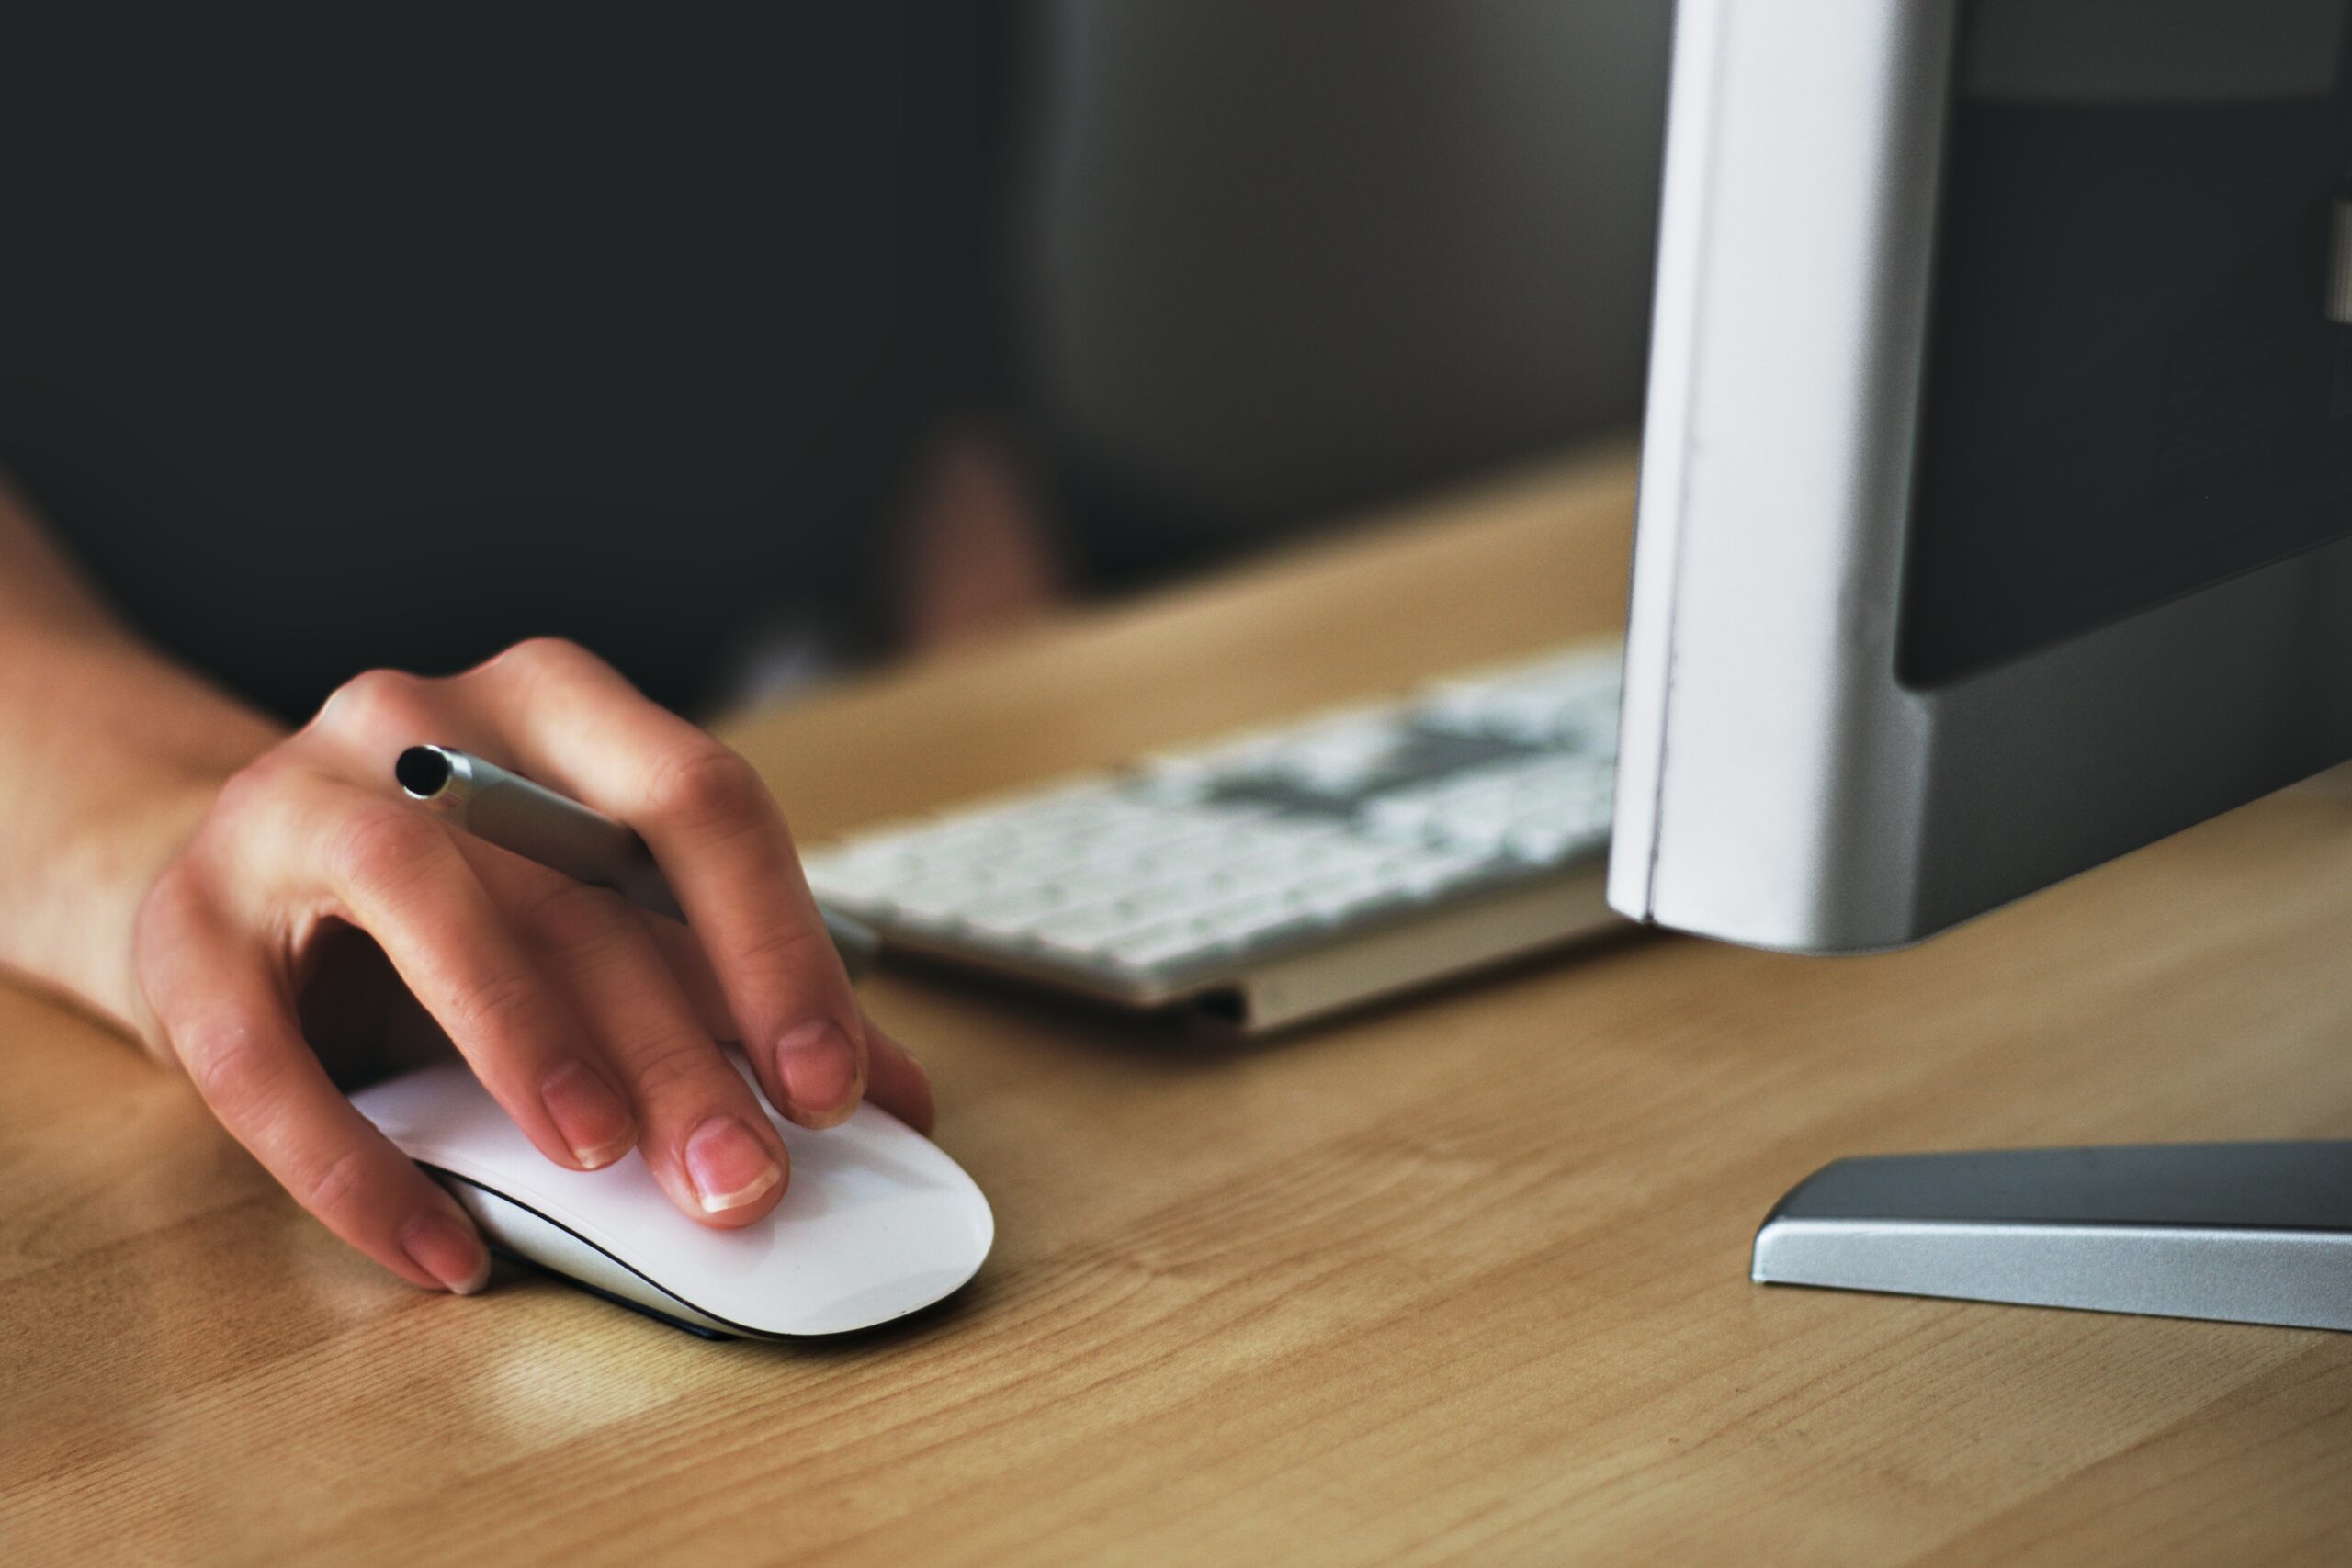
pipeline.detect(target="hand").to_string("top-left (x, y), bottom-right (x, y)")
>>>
top-left (132, 637), bottom-right (933, 1295)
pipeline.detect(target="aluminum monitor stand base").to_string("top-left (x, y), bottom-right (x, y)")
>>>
top-left (1752, 1142), bottom-right (2352, 1332)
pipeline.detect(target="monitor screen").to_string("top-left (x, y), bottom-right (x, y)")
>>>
top-left (1900, 0), bottom-right (2352, 685)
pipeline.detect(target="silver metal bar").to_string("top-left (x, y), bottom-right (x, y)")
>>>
top-left (1752, 1142), bottom-right (2352, 1332)
top-left (396, 744), bottom-right (878, 976)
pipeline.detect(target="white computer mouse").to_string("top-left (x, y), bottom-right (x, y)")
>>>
top-left (349, 1051), bottom-right (993, 1338)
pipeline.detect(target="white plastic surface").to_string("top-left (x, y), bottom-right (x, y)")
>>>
top-left (351, 1053), bottom-right (993, 1337)
top-left (1611, 0), bottom-right (1951, 950)
top-left (450, 1180), bottom-right (738, 1335)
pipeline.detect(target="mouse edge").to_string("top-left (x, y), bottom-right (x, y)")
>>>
top-left (431, 1168), bottom-right (991, 1340)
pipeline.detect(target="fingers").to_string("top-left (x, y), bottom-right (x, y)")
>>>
top-left (862, 1019), bottom-right (936, 1136)
top-left (135, 649), bottom-right (940, 1304)
top-left (246, 768), bottom-right (637, 1177)
top-left (139, 874), bottom-right (490, 1293)
top-left (470, 845), bottom-right (791, 1226)
top-left (639, 863), bottom-right (937, 1134)
top-left (459, 638), bottom-right (866, 1129)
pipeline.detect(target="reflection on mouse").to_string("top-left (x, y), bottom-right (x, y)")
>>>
top-left (350, 1050), bottom-right (993, 1338)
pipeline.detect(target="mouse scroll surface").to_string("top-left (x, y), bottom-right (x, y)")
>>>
top-left (348, 1053), bottom-right (993, 1337)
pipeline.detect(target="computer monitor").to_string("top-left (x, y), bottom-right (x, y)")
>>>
top-left (1609, 0), bottom-right (2352, 1330)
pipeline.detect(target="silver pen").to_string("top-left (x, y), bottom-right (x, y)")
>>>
top-left (395, 745), bottom-right (879, 976)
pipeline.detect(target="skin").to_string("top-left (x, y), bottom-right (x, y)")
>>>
top-left (0, 451), bottom-right (1071, 1298)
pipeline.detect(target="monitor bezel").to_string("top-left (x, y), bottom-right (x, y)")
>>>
top-left (1610, 0), bottom-right (2352, 953)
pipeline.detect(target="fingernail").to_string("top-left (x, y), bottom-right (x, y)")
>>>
top-left (403, 1212), bottom-right (492, 1295)
top-left (540, 1060), bottom-right (636, 1168)
top-left (684, 1117), bottom-right (784, 1213)
top-left (774, 1019), bottom-right (862, 1123)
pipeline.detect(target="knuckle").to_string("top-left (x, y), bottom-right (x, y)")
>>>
top-left (519, 878), bottom-right (632, 956)
top-left (644, 742), bottom-right (766, 829)
top-left (293, 1143), bottom-right (373, 1221)
top-left (478, 636), bottom-right (599, 687)
top-left (209, 762), bottom-right (290, 828)
top-left (335, 666), bottom-right (420, 706)
top-left (131, 863), bottom-right (215, 1010)
top-left (316, 667), bottom-right (431, 739)
top-left (511, 634), bottom-right (593, 667)
top-left (137, 856), bottom-right (208, 934)
top-left (176, 1014), bottom-right (282, 1118)
top-left (729, 915), bottom-right (835, 998)
top-left (437, 962), bottom-right (548, 1052)
top-left (622, 1031), bottom-right (728, 1106)
top-left (326, 805), bottom-right (444, 905)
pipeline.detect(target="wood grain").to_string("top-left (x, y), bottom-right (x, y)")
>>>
top-left (6, 444), bottom-right (2351, 1565)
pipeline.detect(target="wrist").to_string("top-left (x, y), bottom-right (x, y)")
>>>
top-left (0, 489), bottom-right (287, 1043)
top-left (0, 634), bottom-right (281, 1045)
top-left (11, 766), bottom-right (237, 1047)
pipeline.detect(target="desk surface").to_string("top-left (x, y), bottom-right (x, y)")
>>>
top-left (6, 448), bottom-right (2352, 1565)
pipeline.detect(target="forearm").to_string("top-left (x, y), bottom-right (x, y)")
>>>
top-left (0, 471), bottom-right (281, 1038)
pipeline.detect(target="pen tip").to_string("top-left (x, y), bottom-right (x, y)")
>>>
top-left (396, 746), bottom-right (454, 800)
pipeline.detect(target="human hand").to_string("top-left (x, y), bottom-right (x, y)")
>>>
top-left (133, 637), bottom-right (933, 1295)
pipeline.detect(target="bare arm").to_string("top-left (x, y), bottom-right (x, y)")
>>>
top-left (0, 471), bottom-right (280, 1033)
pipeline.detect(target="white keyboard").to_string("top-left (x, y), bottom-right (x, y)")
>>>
top-left (802, 643), bottom-right (1624, 1030)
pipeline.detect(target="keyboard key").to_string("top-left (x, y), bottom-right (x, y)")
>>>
top-left (1103, 920), bottom-right (1215, 970)
top-left (1290, 865), bottom-right (1405, 919)
top-left (956, 887), bottom-right (1071, 940)
top-left (985, 840), bottom-right (1098, 886)
top-left (1045, 860), bottom-right (1168, 905)
top-left (808, 641), bottom-right (1623, 1008)
top-left (1191, 893), bottom-right (1319, 948)
top-left (1029, 906), bottom-right (1143, 958)
top-left (889, 869), bottom-right (996, 924)
top-left (1363, 790), bottom-right (1442, 838)
top-left (1265, 718), bottom-right (1409, 791)
top-left (1393, 848), bottom-right (1499, 897)
top-left (1112, 878), bottom-right (1223, 923)
top-left (1505, 825), bottom-right (1586, 864)
top-left (1202, 859), bottom-right (1315, 901)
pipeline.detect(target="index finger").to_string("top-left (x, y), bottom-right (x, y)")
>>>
top-left (458, 638), bottom-right (865, 1129)
top-left (141, 884), bottom-right (491, 1295)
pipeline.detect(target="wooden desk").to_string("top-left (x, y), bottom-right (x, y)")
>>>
top-left (6, 447), bottom-right (2351, 1565)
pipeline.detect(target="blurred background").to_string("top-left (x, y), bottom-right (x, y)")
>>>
top-left (1004, 0), bottom-right (1671, 602)
top-left (0, 2), bottom-right (1674, 722)
top-left (734, 0), bottom-right (1677, 705)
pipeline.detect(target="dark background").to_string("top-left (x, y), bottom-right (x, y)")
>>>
top-left (0, 2), bottom-right (1673, 720)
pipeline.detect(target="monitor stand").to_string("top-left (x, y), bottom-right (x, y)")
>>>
top-left (1751, 1142), bottom-right (2352, 1331)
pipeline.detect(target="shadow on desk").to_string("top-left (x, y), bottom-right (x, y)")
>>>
top-left (867, 920), bottom-right (1660, 1070)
